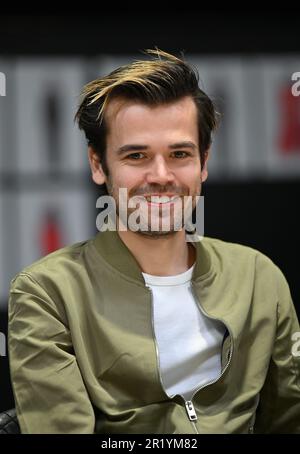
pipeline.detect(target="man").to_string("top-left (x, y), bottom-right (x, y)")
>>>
top-left (8, 50), bottom-right (300, 434)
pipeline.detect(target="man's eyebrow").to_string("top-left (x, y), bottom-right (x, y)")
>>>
top-left (116, 141), bottom-right (197, 155)
top-left (116, 144), bottom-right (149, 155)
top-left (168, 141), bottom-right (197, 150)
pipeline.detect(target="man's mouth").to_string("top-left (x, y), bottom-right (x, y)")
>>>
top-left (142, 195), bottom-right (180, 205)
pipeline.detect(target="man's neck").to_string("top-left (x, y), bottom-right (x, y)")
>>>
top-left (117, 229), bottom-right (196, 276)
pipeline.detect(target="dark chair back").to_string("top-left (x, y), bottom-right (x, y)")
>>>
top-left (0, 409), bottom-right (20, 434)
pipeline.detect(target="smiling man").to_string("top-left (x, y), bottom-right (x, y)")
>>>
top-left (8, 50), bottom-right (300, 434)
top-left (89, 95), bottom-right (204, 275)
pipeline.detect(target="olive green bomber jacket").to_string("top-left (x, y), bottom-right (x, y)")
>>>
top-left (8, 231), bottom-right (300, 433)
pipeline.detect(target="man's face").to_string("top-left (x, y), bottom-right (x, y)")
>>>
top-left (89, 96), bottom-right (208, 237)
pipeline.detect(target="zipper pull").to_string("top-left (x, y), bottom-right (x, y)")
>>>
top-left (185, 400), bottom-right (197, 421)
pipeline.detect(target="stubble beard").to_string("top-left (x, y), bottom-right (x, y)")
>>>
top-left (106, 177), bottom-right (199, 239)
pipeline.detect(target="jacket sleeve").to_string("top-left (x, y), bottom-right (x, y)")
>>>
top-left (254, 266), bottom-right (300, 433)
top-left (8, 272), bottom-right (95, 434)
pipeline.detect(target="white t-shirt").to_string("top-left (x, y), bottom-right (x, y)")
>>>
top-left (142, 264), bottom-right (226, 401)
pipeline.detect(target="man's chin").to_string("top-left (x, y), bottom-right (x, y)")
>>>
top-left (133, 229), bottom-right (179, 239)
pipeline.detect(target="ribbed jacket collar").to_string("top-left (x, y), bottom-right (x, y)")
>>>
top-left (92, 230), bottom-right (212, 285)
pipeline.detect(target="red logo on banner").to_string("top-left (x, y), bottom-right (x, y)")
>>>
top-left (278, 86), bottom-right (300, 153)
top-left (40, 211), bottom-right (63, 255)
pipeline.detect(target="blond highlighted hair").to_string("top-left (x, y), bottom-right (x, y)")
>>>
top-left (75, 49), bottom-right (218, 176)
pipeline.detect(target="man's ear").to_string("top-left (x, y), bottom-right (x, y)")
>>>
top-left (201, 148), bottom-right (210, 183)
top-left (88, 147), bottom-right (107, 185)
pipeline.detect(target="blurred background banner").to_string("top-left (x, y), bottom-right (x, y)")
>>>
top-left (190, 56), bottom-right (248, 179)
top-left (14, 59), bottom-right (87, 174)
top-left (261, 58), bottom-right (300, 175)
top-left (0, 10), bottom-right (299, 411)
top-left (1, 54), bottom-right (300, 295)
top-left (0, 195), bottom-right (4, 303)
top-left (0, 58), bottom-right (93, 308)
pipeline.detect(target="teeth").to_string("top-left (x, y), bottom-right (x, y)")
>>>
top-left (146, 196), bottom-right (178, 203)
top-left (152, 196), bottom-right (169, 203)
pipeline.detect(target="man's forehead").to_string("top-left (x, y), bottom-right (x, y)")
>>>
top-left (104, 96), bottom-right (199, 152)
top-left (104, 96), bottom-right (197, 125)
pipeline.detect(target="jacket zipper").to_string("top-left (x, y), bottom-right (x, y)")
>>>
top-left (184, 284), bottom-right (234, 429)
top-left (148, 286), bottom-right (168, 398)
top-left (148, 286), bottom-right (200, 434)
top-left (147, 284), bottom-right (234, 434)
top-left (184, 400), bottom-right (199, 434)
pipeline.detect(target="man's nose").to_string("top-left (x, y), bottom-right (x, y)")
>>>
top-left (145, 156), bottom-right (175, 185)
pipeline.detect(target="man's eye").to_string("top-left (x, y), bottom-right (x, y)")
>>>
top-left (173, 151), bottom-right (190, 158)
top-left (127, 153), bottom-right (144, 160)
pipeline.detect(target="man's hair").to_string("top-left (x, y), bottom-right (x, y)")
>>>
top-left (75, 49), bottom-right (219, 176)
